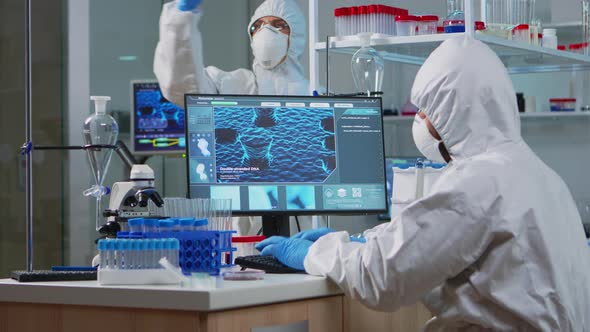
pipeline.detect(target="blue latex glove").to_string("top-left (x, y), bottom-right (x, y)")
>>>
top-left (292, 227), bottom-right (335, 242)
top-left (255, 235), bottom-right (287, 252)
top-left (177, 0), bottom-right (202, 11)
top-left (260, 238), bottom-right (313, 271)
top-left (350, 235), bottom-right (366, 243)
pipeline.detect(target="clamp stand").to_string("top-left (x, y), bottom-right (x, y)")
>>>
top-left (12, 143), bottom-right (117, 282)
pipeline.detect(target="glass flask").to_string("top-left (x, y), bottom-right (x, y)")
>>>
top-left (351, 33), bottom-right (384, 96)
top-left (83, 96), bottom-right (118, 230)
top-left (447, 0), bottom-right (464, 16)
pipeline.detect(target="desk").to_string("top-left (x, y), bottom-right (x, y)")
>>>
top-left (0, 275), bottom-right (430, 332)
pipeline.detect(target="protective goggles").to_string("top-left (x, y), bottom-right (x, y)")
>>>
top-left (249, 17), bottom-right (290, 36)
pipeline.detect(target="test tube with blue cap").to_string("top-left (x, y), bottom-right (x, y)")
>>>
top-left (128, 218), bottom-right (144, 234)
top-left (180, 218), bottom-right (195, 231)
top-left (170, 239), bottom-right (180, 267)
top-left (133, 240), bottom-right (142, 269)
top-left (146, 239), bottom-right (156, 268)
top-left (170, 218), bottom-right (180, 231)
top-left (156, 239), bottom-right (164, 267)
top-left (98, 240), bottom-right (107, 269)
top-left (144, 218), bottom-right (159, 233)
top-left (159, 219), bottom-right (175, 233)
top-left (194, 218), bottom-right (208, 231)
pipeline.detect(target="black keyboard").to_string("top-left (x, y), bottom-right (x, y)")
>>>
top-left (235, 255), bottom-right (302, 274)
top-left (11, 270), bottom-right (97, 282)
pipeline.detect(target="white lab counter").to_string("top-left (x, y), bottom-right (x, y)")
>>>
top-left (0, 274), bottom-right (430, 332)
top-left (0, 273), bottom-right (342, 312)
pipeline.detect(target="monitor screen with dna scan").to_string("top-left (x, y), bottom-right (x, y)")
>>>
top-left (184, 94), bottom-right (387, 216)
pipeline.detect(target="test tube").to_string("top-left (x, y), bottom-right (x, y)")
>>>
top-left (128, 218), bottom-right (144, 234)
top-left (146, 239), bottom-right (155, 269)
top-left (170, 239), bottom-right (180, 267)
top-left (159, 219), bottom-right (175, 233)
top-left (131, 240), bottom-right (140, 269)
top-left (194, 218), bottom-right (208, 231)
top-left (171, 218), bottom-right (180, 231)
top-left (334, 8), bottom-right (339, 37)
top-left (144, 218), bottom-right (159, 233)
top-left (98, 240), bottom-right (106, 269)
top-left (117, 239), bottom-right (126, 269)
top-left (180, 218), bottom-right (195, 231)
top-left (351, 6), bottom-right (358, 35)
top-left (155, 239), bottom-right (164, 266)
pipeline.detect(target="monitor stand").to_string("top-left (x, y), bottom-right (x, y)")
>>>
top-left (261, 215), bottom-right (290, 237)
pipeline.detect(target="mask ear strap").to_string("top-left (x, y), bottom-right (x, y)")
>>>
top-left (438, 142), bottom-right (452, 163)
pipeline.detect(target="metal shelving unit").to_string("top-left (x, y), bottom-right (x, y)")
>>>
top-left (314, 33), bottom-right (590, 74)
top-left (307, 0), bottom-right (590, 90)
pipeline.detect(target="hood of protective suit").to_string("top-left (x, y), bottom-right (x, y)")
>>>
top-left (411, 37), bottom-right (521, 161)
top-left (247, 0), bottom-right (308, 94)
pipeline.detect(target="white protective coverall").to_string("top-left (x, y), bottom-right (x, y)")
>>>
top-left (153, 0), bottom-right (309, 108)
top-left (153, 0), bottom-right (310, 235)
top-left (304, 37), bottom-right (590, 331)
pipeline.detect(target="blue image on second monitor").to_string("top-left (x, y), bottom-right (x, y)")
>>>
top-left (286, 186), bottom-right (316, 210)
top-left (136, 89), bottom-right (184, 130)
top-left (248, 186), bottom-right (279, 210)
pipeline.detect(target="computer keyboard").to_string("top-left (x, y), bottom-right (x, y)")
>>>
top-left (11, 270), bottom-right (97, 282)
top-left (235, 255), bottom-right (302, 274)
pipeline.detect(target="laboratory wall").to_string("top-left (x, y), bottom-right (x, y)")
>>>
top-left (0, 0), bottom-right (64, 276)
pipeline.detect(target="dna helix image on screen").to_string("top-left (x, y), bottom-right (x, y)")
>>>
top-left (211, 106), bottom-right (336, 184)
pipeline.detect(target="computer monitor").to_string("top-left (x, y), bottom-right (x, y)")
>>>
top-left (184, 94), bottom-right (387, 226)
top-left (130, 80), bottom-right (186, 155)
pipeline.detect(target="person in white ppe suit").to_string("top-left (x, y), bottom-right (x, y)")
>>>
top-left (153, 0), bottom-right (309, 235)
top-left (154, 0), bottom-right (309, 108)
top-left (259, 37), bottom-right (590, 330)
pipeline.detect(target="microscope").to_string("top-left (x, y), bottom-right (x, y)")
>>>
top-left (100, 164), bottom-right (164, 238)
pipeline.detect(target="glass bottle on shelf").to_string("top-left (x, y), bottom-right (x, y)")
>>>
top-left (351, 33), bottom-right (384, 96)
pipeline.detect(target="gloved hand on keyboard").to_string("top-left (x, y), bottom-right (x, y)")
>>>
top-left (255, 235), bottom-right (287, 252)
top-left (255, 228), bottom-right (333, 253)
top-left (255, 230), bottom-right (366, 255)
top-left (292, 227), bottom-right (335, 242)
top-left (177, 0), bottom-right (202, 11)
top-left (260, 237), bottom-right (313, 271)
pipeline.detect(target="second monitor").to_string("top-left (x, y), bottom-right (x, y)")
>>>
top-left (131, 80), bottom-right (186, 155)
top-left (184, 94), bottom-right (388, 217)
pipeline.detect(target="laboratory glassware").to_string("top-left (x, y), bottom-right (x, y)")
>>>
top-left (395, 15), bottom-right (418, 36)
top-left (351, 33), bottom-right (384, 96)
top-left (447, 0), bottom-right (464, 16)
top-left (542, 28), bottom-right (557, 49)
top-left (83, 96), bottom-right (118, 230)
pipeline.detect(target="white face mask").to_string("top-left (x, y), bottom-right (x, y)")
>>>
top-left (412, 114), bottom-right (447, 163)
top-left (251, 25), bottom-right (289, 70)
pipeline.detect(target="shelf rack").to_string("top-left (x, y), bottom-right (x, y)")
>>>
top-left (307, 0), bottom-right (590, 91)
top-left (315, 33), bottom-right (590, 74)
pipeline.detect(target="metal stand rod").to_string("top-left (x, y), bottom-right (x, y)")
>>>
top-left (24, 0), bottom-right (33, 273)
top-left (33, 144), bottom-right (117, 150)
